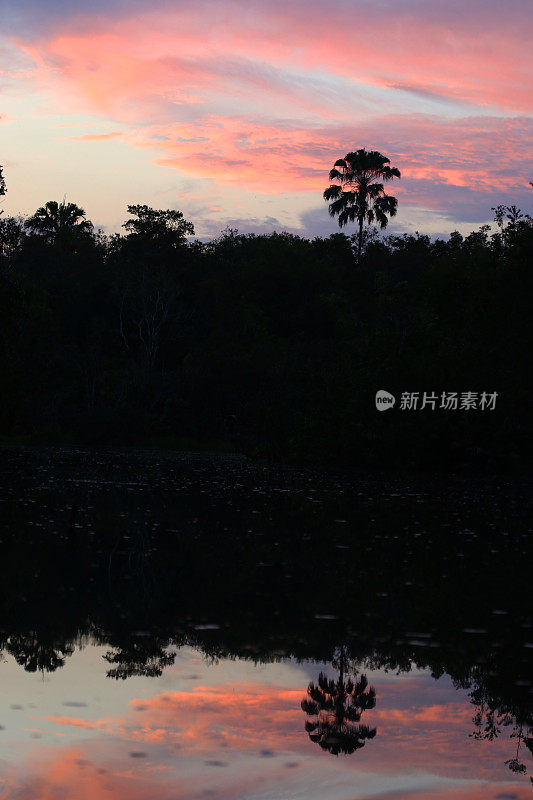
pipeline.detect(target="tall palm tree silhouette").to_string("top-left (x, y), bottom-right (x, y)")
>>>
top-left (301, 646), bottom-right (377, 755)
top-left (25, 199), bottom-right (93, 242)
top-left (324, 149), bottom-right (400, 262)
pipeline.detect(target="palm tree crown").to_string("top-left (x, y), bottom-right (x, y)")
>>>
top-left (301, 647), bottom-right (377, 757)
top-left (324, 149), bottom-right (400, 261)
top-left (301, 671), bottom-right (377, 755)
top-left (25, 200), bottom-right (93, 241)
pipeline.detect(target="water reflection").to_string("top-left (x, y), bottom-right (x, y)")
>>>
top-left (1, 644), bottom-right (531, 799)
top-left (103, 634), bottom-right (177, 679)
top-left (470, 688), bottom-right (533, 781)
top-left (302, 645), bottom-right (377, 755)
top-left (6, 633), bottom-right (74, 674)
top-left (0, 447), bottom-right (531, 796)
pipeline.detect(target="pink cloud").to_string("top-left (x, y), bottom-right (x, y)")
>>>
top-left (11, 1), bottom-right (532, 115)
top-left (44, 715), bottom-right (110, 731)
top-left (5, 748), bottom-right (181, 800)
top-left (68, 131), bottom-right (124, 141)
top-left (4, 0), bottom-right (532, 229)
top-left (131, 113), bottom-right (532, 219)
top-left (11, 24), bottom-right (532, 206)
top-left (41, 681), bottom-right (523, 779)
top-left (5, 675), bottom-right (530, 800)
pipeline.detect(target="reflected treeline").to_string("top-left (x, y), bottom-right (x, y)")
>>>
top-left (103, 633), bottom-right (177, 679)
top-left (0, 448), bottom-right (531, 779)
top-left (5, 632), bottom-right (74, 674)
top-left (469, 682), bottom-right (533, 781)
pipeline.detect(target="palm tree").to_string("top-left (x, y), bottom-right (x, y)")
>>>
top-left (25, 199), bottom-right (93, 242)
top-left (301, 646), bottom-right (377, 756)
top-left (324, 149), bottom-right (400, 262)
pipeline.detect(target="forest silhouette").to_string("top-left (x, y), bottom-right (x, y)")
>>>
top-left (0, 157), bottom-right (531, 470)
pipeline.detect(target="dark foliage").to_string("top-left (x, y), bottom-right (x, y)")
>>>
top-left (0, 200), bottom-right (531, 471)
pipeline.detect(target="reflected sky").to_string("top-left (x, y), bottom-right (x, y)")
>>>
top-left (0, 449), bottom-right (531, 798)
top-left (1, 644), bottom-right (529, 800)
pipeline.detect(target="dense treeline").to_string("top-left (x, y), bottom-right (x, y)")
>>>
top-left (0, 199), bottom-right (531, 469)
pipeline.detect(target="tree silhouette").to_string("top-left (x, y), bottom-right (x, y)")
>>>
top-left (6, 633), bottom-right (74, 673)
top-left (504, 724), bottom-right (532, 778)
top-left (103, 635), bottom-right (176, 679)
top-left (301, 647), bottom-right (377, 755)
top-left (324, 149), bottom-right (400, 261)
top-left (0, 216), bottom-right (25, 263)
top-left (470, 684), bottom-right (533, 783)
top-left (123, 204), bottom-right (194, 247)
top-left (0, 165), bottom-right (6, 199)
top-left (25, 199), bottom-right (93, 243)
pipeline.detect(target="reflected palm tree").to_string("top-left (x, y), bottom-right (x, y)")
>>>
top-left (301, 646), bottom-right (377, 756)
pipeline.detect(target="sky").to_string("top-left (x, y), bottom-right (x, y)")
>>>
top-left (0, 0), bottom-right (532, 239)
top-left (1, 645), bottom-right (530, 800)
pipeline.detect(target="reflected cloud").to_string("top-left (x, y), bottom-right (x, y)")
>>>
top-left (2, 662), bottom-right (530, 800)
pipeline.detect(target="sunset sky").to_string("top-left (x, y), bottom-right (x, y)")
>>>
top-left (1, 0), bottom-right (532, 238)
top-left (2, 645), bottom-right (529, 800)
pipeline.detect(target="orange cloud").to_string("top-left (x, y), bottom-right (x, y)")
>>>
top-left (7, 748), bottom-right (180, 800)
top-left (40, 681), bottom-right (522, 780)
top-left (4, 1), bottom-right (531, 229)
top-left (14, 1), bottom-right (532, 116)
top-left (46, 683), bottom-right (304, 751)
top-left (8, 743), bottom-right (528, 800)
top-left (44, 715), bottom-right (110, 731)
top-left (374, 702), bottom-right (472, 726)
top-left (69, 131), bottom-right (124, 141)
top-left (126, 113), bottom-right (532, 209)
top-left (5, 675), bottom-right (531, 800)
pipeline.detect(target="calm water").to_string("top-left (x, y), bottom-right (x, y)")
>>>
top-left (0, 447), bottom-right (531, 799)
